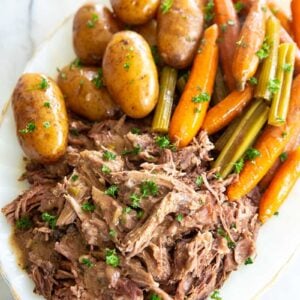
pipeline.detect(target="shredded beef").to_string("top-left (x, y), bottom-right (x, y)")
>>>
top-left (2, 116), bottom-right (261, 300)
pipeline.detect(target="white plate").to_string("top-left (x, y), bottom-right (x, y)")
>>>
top-left (0, 1), bottom-right (299, 299)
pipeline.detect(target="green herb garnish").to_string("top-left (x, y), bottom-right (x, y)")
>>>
top-left (161, 0), bottom-right (173, 14)
top-left (131, 127), bottom-right (141, 135)
top-left (283, 63), bottom-right (292, 72)
top-left (211, 290), bottom-right (222, 300)
top-left (105, 248), bottom-right (120, 267)
top-left (38, 78), bottom-right (49, 90)
top-left (279, 152), bottom-right (288, 162)
top-left (109, 229), bottom-right (116, 238)
top-left (140, 180), bottom-right (158, 197)
top-left (16, 216), bottom-right (32, 230)
top-left (244, 257), bottom-right (253, 265)
top-left (217, 227), bottom-right (236, 249)
top-left (256, 38), bottom-right (270, 60)
top-left (245, 148), bottom-right (261, 160)
top-left (204, 0), bottom-right (215, 23)
top-left (192, 92), bottom-right (210, 103)
top-left (81, 201), bottom-right (95, 212)
top-left (87, 13), bottom-right (99, 28)
top-left (149, 293), bottom-right (162, 300)
top-left (122, 145), bottom-right (141, 156)
top-left (268, 79), bottom-right (281, 94)
top-left (71, 174), bottom-right (79, 181)
top-left (123, 62), bottom-right (131, 71)
top-left (92, 68), bottom-right (104, 89)
top-left (70, 58), bottom-right (82, 69)
top-left (130, 193), bottom-right (141, 208)
top-left (43, 121), bottom-right (51, 129)
top-left (123, 206), bottom-right (132, 214)
top-left (105, 185), bottom-right (119, 198)
top-left (103, 150), bottom-right (116, 161)
top-left (81, 257), bottom-right (93, 268)
top-left (176, 213), bottom-right (183, 222)
top-left (19, 122), bottom-right (36, 134)
top-left (41, 212), bottom-right (57, 229)
top-left (154, 135), bottom-right (176, 150)
top-left (101, 165), bottom-right (111, 174)
top-left (196, 176), bottom-right (203, 186)
top-left (234, 1), bottom-right (245, 13)
top-left (248, 77), bottom-right (258, 86)
top-left (43, 101), bottom-right (51, 108)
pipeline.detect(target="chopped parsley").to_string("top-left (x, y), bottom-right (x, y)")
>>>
top-left (38, 78), bottom-right (49, 90)
top-left (16, 216), bottom-right (32, 230)
top-left (43, 101), bottom-right (51, 108)
top-left (105, 248), bottom-right (120, 267)
top-left (19, 122), bottom-right (36, 134)
top-left (140, 180), bottom-right (158, 198)
top-left (105, 185), bottom-right (119, 198)
top-left (70, 128), bottom-right (79, 136)
top-left (245, 148), bottom-right (261, 160)
top-left (211, 290), bottom-right (222, 300)
top-left (123, 62), bottom-right (131, 71)
top-left (136, 209), bottom-right (144, 219)
top-left (279, 152), bottom-right (288, 162)
top-left (131, 127), bottom-right (141, 135)
top-left (234, 1), bottom-right (245, 13)
top-left (41, 212), bottom-right (57, 229)
top-left (233, 158), bottom-right (244, 174)
top-left (154, 135), bottom-right (176, 150)
top-left (204, 0), bottom-right (215, 23)
top-left (220, 24), bottom-right (228, 33)
top-left (86, 13), bottom-right (99, 28)
top-left (217, 227), bottom-right (236, 249)
top-left (244, 257), bottom-right (254, 265)
top-left (192, 92), bottom-right (210, 103)
top-left (176, 213), bottom-right (184, 222)
top-left (43, 121), bottom-right (51, 129)
top-left (268, 78), bottom-right (281, 94)
top-left (57, 67), bottom-right (67, 80)
top-left (196, 176), bottom-right (203, 186)
top-left (122, 145), bottom-right (142, 156)
top-left (149, 293), bottom-right (162, 300)
top-left (81, 201), bottom-right (95, 212)
top-left (215, 172), bottom-right (222, 180)
top-left (70, 58), bottom-right (82, 69)
top-left (160, 0), bottom-right (173, 14)
top-left (283, 63), bottom-right (292, 72)
top-left (71, 174), bottom-right (79, 181)
top-left (123, 206), bottom-right (132, 214)
top-left (282, 131), bottom-right (288, 138)
top-left (248, 77), bottom-right (258, 86)
top-left (92, 68), bottom-right (104, 89)
top-left (130, 193), bottom-right (141, 208)
top-left (101, 165), bottom-right (111, 174)
top-left (109, 229), bottom-right (117, 238)
top-left (103, 150), bottom-right (116, 161)
top-left (81, 258), bottom-right (93, 268)
top-left (228, 19), bottom-right (235, 26)
top-left (256, 38), bottom-right (270, 60)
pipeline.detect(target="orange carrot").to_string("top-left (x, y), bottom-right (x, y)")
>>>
top-left (268, 1), bottom-right (293, 36)
top-left (169, 24), bottom-right (218, 148)
top-left (214, 0), bottom-right (240, 91)
top-left (259, 147), bottom-right (300, 223)
top-left (227, 74), bottom-right (300, 201)
top-left (232, 0), bottom-right (266, 91)
top-left (291, 0), bottom-right (300, 48)
top-left (202, 86), bottom-right (253, 135)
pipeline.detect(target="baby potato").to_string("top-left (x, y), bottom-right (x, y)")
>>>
top-left (110, 0), bottom-right (159, 25)
top-left (57, 63), bottom-right (119, 121)
top-left (73, 3), bottom-right (122, 65)
top-left (103, 31), bottom-right (159, 118)
top-left (157, 0), bottom-right (204, 69)
top-left (12, 73), bottom-right (68, 163)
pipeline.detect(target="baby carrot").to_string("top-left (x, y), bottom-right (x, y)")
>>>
top-left (232, 0), bottom-right (266, 91)
top-left (214, 0), bottom-right (240, 91)
top-left (169, 24), bottom-right (219, 147)
top-left (291, 0), bottom-right (300, 48)
top-left (259, 147), bottom-right (300, 223)
top-left (227, 74), bottom-right (300, 201)
top-left (202, 86), bottom-right (253, 135)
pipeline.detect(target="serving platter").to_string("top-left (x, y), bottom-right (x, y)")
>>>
top-left (0, 1), bottom-right (299, 299)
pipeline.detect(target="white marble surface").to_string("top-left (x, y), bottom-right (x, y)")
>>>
top-left (0, 0), bottom-right (300, 299)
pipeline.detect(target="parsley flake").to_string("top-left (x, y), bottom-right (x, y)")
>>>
top-left (123, 62), bottom-right (131, 71)
top-left (154, 135), bottom-right (176, 150)
top-left (234, 1), bottom-right (245, 13)
top-left (92, 68), bottom-right (104, 89)
top-left (103, 150), bottom-right (116, 161)
top-left (136, 209), bottom-right (144, 219)
top-left (211, 290), bottom-right (222, 300)
top-left (122, 145), bottom-right (142, 156)
top-left (149, 293), bottom-right (162, 300)
top-left (248, 77), bottom-right (258, 86)
top-left (43, 121), bottom-right (51, 129)
top-left (87, 13), bottom-right (99, 28)
top-left (233, 158), bottom-right (244, 174)
top-left (81, 258), bottom-right (93, 268)
top-left (140, 180), bottom-right (158, 197)
top-left (256, 38), bottom-right (270, 60)
top-left (244, 257), bottom-right (253, 265)
top-left (81, 201), bottom-right (95, 212)
top-left (123, 206), bottom-right (132, 214)
top-left (196, 176), bottom-right (203, 186)
top-left (41, 212), bottom-right (57, 229)
top-left (204, 0), bottom-right (215, 23)
top-left (279, 152), bottom-right (288, 162)
top-left (131, 127), bottom-right (141, 135)
top-left (71, 174), bottom-right (79, 181)
top-left (101, 165), bottom-right (111, 174)
top-left (192, 92), bottom-right (210, 103)
top-left (283, 63), bottom-right (292, 72)
top-left (161, 0), bottom-right (173, 14)
top-left (105, 248), bottom-right (120, 267)
top-left (130, 193), bottom-right (141, 208)
top-left (245, 148), bottom-right (261, 160)
top-left (109, 229), bottom-right (117, 238)
top-left (43, 101), bottom-right (51, 108)
top-left (217, 227), bottom-right (236, 249)
top-left (16, 216), bottom-right (32, 230)
top-left (38, 78), bottom-right (49, 90)
top-left (105, 185), bottom-right (119, 198)
top-left (176, 213), bottom-right (184, 222)
top-left (268, 79), bottom-right (281, 94)
top-left (70, 58), bottom-right (82, 69)
top-left (19, 122), bottom-right (36, 134)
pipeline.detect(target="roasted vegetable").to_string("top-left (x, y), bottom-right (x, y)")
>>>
top-left (157, 0), bottom-right (204, 69)
top-left (212, 67), bottom-right (229, 105)
top-left (254, 16), bottom-right (280, 100)
top-left (269, 43), bottom-right (296, 126)
top-left (259, 147), bottom-right (300, 223)
top-left (227, 74), bottom-right (300, 201)
top-left (214, 0), bottom-right (240, 90)
top-left (12, 73), bottom-right (68, 163)
top-left (169, 24), bottom-right (219, 147)
top-left (213, 99), bottom-right (269, 178)
top-left (152, 66), bottom-right (178, 133)
top-left (291, 0), bottom-right (300, 48)
top-left (232, 0), bottom-right (266, 90)
top-left (73, 4), bottom-right (122, 65)
top-left (103, 31), bottom-right (159, 118)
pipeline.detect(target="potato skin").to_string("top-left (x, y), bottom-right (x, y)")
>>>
top-left (57, 65), bottom-right (119, 121)
top-left (110, 0), bottom-right (159, 25)
top-left (157, 0), bottom-right (204, 69)
top-left (103, 31), bottom-right (159, 118)
top-left (73, 4), bottom-right (122, 65)
top-left (12, 73), bottom-right (68, 163)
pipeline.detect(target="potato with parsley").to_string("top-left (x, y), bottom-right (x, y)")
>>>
top-left (157, 0), bottom-right (204, 69)
top-left (73, 3), bottom-right (122, 65)
top-left (57, 62), bottom-right (119, 121)
top-left (103, 31), bottom-right (159, 118)
top-left (110, 0), bottom-right (159, 25)
top-left (12, 73), bottom-right (68, 163)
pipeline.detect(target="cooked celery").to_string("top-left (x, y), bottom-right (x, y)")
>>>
top-left (214, 114), bottom-right (243, 152)
top-left (212, 66), bottom-right (228, 105)
top-left (213, 99), bottom-right (269, 177)
top-left (176, 71), bottom-right (189, 93)
top-left (269, 43), bottom-right (296, 126)
top-left (255, 16), bottom-right (280, 100)
top-left (152, 66), bottom-right (178, 133)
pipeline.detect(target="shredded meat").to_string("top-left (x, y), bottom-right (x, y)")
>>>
top-left (1, 116), bottom-right (261, 300)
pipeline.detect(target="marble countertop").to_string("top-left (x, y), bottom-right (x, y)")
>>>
top-left (0, 0), bottom-right (299, 299)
